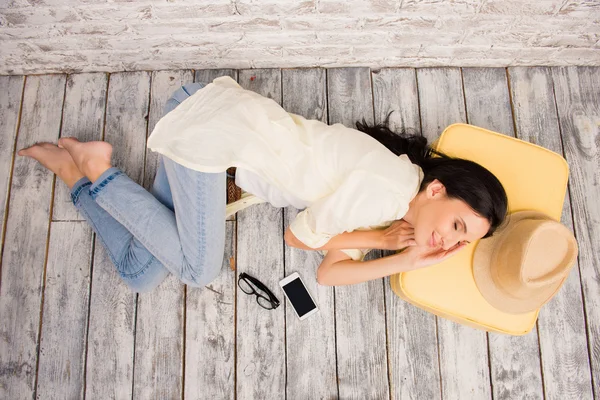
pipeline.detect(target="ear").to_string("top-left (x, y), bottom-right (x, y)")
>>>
top-left (426, 179), bottom-right (447, 199)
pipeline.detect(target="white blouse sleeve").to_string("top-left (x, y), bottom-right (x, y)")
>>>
top-left (289, 169), bottom-right (400, 259)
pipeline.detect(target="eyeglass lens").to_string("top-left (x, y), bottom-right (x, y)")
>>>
top-left (238, 278), bottom-right (254, 295)
top-left (257, 295), bottom-right (275, 309)
top-left (238, 274), bottom-right (279, 310)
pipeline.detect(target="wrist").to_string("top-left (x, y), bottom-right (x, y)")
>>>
top-left (369, 229), bottom-right (387, 250)
top-left (377, 230), bottom-right (394, 250)
top-left (391, 250), bottom-right (418, 272)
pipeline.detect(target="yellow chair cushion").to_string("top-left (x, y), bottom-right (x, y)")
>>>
top-left (390, 123), bottom-right (569, 335)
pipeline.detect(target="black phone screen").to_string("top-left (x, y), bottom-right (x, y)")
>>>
top-left (282, 277), bottom-right (317, 317)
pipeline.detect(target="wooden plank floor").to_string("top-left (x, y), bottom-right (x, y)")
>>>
top-left (0, 67), bottom-right (598, 400)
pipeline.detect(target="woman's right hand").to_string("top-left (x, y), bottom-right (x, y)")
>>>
top-left (381, 219), bottom-right (417, 250)
top-left (401, 242), bottom-right (467, 270)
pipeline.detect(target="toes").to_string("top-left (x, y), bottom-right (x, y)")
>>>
top-left (58, 137), bottom-right (80, 150)
top-left (17, 144), bottom-right (40, 157)
top-left (18, 142), bottom-right (59, 156)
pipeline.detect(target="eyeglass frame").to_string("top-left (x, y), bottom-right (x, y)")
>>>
top-left (237, 272), bottom-right (281, 310)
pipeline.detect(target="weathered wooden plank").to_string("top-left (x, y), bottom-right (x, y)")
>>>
top-left (0, 75), bottom-right (65, 399)
top-left (551, 65), bottom-right (600, 400)
top-left (1, 0), bottom-right (596, 26)
top-left (236, 69), bottom-right (285, 399)
top-left (42, 82), bottom-right (105, 400)
top-left (509, 66), bottom-right (594, 400)
top-left (185, 221), bottom-right (236, 399)
top-left (143, 70), bottom-right (194, 191)
top-left (183, 69), bottom-right (238, 400)
top-left (194, 69), bottom-right (238, 222)
top-left (463, 67), bottom-right (544, 400)
top-left (132, 70), bottom-right (193, 400)
top-left (509, 68), bottom-right (600, 399)
top-left (35, 222), bottom-right (93, 399)
top-left (235, 68), bottom-right (286, 400)
top-left (417, 68), bottom-right (466, 138)
top-left (86, 246), bottom-right (136, 399)
top-left (282, 68), bottom-right (338, 400)
top-left (416, 67), bottom-right (492, 399)
top-left (372, 68), bottom-right (421, 134)
top-left (327, 67), bottom-right (390, 399)
top-left (194, 69), bottom-right (238, 85)
top-left (103, 72), bottom-right (151, 184)
top-left (53, 73), bottom-right (108, 221)
top-left (0, 75), bottom-right (24, 265)
top-left (34, 75), bottom-right (102, 399)
top-left (372, 67), bottom-right (442, 400)
top-left (85, 72), bottom-right (150, 399)
top-left (462, 68), bottom-right (515, 135)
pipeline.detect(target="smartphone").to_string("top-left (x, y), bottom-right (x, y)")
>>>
top-left (279, 272), bottom-right (319, 320)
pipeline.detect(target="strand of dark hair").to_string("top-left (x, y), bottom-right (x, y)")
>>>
top-left (355, 117), bottom-right (432, 166)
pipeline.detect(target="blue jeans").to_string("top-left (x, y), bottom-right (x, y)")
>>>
top-left (71, 82), bottom-right (226, 292)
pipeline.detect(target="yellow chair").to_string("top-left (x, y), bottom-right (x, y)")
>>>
top-left (390, 123), bottom-right (570, 335)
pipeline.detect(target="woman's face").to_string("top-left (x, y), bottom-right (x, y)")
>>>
top-left (407, 180), bottom-right (491, 250)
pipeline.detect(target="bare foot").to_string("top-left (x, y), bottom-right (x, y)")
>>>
top-left (18, 143), bottom-right (85, 189)
top-left (58, 137), bottom-right (113, 183)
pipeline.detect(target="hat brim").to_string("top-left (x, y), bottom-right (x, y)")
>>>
top-left (473, 210), bottom-right (569, 314)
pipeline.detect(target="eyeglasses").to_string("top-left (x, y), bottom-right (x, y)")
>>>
top-left (238, 272), bottom-right (280, 310)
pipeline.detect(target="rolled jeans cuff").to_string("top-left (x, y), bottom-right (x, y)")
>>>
top-left (89, 167), bottom-right (123, 200)
top-left (70, 177), bottom-right (92, 205)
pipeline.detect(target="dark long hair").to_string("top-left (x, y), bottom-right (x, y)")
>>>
top-left (355, 118), bottom-right (508, 237)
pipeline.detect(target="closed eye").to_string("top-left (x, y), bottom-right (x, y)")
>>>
top-left (456, 220), bottom-right (470, 244)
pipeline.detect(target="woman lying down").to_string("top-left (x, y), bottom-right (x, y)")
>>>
top-left (19, 77), bottom-right (507, 291)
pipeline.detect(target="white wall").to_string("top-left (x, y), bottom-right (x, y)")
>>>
top-left (1, 0), bottom-right (599, 75)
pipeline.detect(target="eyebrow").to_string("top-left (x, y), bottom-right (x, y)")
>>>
top-left (460, 217), bottom-right (468, 234)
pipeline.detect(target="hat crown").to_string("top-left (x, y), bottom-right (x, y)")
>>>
top-left (490, 217), bottom-right (578, 301)
top-left (474, 210), bottom-right (579, 314)
top-left (522, 221), bottom-right (572, 285)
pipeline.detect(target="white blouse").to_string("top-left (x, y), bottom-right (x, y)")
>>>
top-left (147, 76), bottom-right (423, 261)
top-left (235, 168), bottom-right (309, 210)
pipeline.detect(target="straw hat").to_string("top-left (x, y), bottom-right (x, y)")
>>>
top-left (473, 210), bottom-right (578, 314)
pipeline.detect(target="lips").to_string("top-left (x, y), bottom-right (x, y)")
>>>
top-left (430, 232), bottom-right (442, 248)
